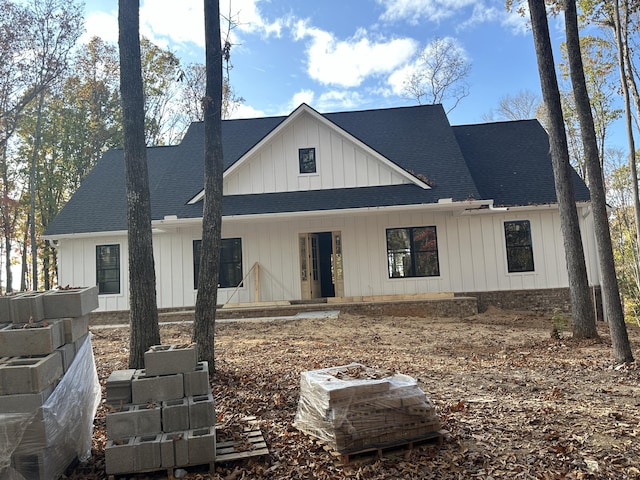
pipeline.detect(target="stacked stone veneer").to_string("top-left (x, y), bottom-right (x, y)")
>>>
top-left (105, 344), bottom-right (215, 475)
top-left (0, 286), bottom-right (100, 480)
top-left (294, 363), bottom-right (440, 453)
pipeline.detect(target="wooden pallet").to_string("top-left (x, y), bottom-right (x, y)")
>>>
top-left (215, 417), bottom-right (269, 463)
top-left (320, 430), bottom-right (447, 465)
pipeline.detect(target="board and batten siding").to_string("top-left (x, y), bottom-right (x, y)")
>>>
top-left (223, 111), bottom-right (410, 195)
top-left (55, 206), bottom-right (598, 312)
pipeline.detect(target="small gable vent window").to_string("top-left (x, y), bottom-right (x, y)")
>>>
top-left (299, 147), bottom-right (316, 174)
top-left (504, 220), bottom-right (535, 273)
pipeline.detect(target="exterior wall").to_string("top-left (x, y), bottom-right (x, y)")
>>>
top-left (55, 205), bottom-right (599, 313)
top-left (223, 111), bottom-right (410, 195)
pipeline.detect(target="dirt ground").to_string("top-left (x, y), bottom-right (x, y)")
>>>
top-left (69, 308), bottom-right (640, 479)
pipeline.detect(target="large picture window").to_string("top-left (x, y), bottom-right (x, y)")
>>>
top-left (504, 220), bottom-right (534, 272)
top-left (387, 226), bottom-right (439, 278)
top-left (96, 244), bottom-right (120, 294)
top-left (193, 238), bottom-right (243, 289)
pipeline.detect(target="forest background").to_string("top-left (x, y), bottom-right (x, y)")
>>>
top-left (1, 0), bottom-right (640, 319)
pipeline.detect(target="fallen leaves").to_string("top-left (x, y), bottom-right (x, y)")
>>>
top-left (69, 310), bottom-right (640, 479)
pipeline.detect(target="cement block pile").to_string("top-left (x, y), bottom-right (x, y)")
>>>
top-left (0, 287), bottom-right (101, 480)
top-left (105, 344), bottom-right (216, 475)
top-left (294, 363), bottom-right (440, 453)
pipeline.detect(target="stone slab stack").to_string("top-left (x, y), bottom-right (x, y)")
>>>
top-left (0, 286), bottom-right (101, 480)
top-left (105, 344), bottom-right (215, 476)
top-left (294, 363), bottom-right (440, 453)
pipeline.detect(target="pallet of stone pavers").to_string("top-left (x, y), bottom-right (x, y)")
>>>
top-left (215, 416), bottom-right (269, 463)
top-left (321, 429), bottom-right (447, 465)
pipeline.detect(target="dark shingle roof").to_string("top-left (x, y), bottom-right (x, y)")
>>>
top-left (44, 104), bottom-right (589, 236)
top-left (452, 120), bottom-right (590, 206)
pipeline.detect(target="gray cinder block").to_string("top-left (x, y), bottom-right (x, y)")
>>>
top-left (105, 369), bottom-right (135, 407)
top-left (42, 286), bottom-right (99, 319)
top-left (0, 383), bottom-right (54, 413)
top-left (160, 431), bottom-right (189, 468)
top-left (0, 320), bottom-right (64, 356)
top-left (0, 294), bottom-right (22, 323)
top-left (188, 427), bottom-right (216, 464)
top-left (56, 343), bottom-right (76, 373)
top-left (0, 352), bottom-right (63, 395)
top-left (60, 315), bottom-right (89, 343)
top-left (10, 292), bottom-right (45, 324)
top-left (162, 398), bottom-right (189, 432)
top-left (131, 371), bottom-right (184, 404)
top-left (134, 434), bottom-right (162, 471)
top-left (144, 344), bottom-right (197, 376)
top-left (105, 437), bottom-right (135, 475)
top-left (106, 404), bottom-right (162, 440)
top-left (188, 393), bottom-right (215, 429)
top-left (12, 443), bottom-right (76, 480)
top-left (184, 361), bottom-right (210, 397)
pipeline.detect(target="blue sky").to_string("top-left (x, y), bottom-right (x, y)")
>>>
top-left (81, 0), bottom-right (628, 151)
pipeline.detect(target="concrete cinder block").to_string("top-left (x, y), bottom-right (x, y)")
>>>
top-left (188, 392), bottom-right (215, 429)
top-left (131, 372), bottom-right (184, 404)
top-left (11, 443), bottom-right (77, 480)
top-left (160, 431), bottom-right (189, 468)
top-left (0, 383), bottom-right (54, 413)
top-left (106, 404), bottom-right (162, 440)
top-left (144, 344), bottom-right (197, 376)
top-left (105, 437), bottom-right (135, 475)
top-left (42, 286), bottom-right (99, 319)
top-left (188, 427), bottom-right (216, 465)
top-left (0, 352), bottom-right (63, 395)
top-left (184, 361), bottom-right (210, 397)
top-left (162, 397), bottom-right (189, 432)
top-left (105, 369), bottom-right (135, 407)
top-left (0, 294), bottom-right (23, 323)
top-left (134, 434), bottom-right (162, 471)
top-left (56, 343), bottom-right (76, 373)
top-left (0, 320), bottom-right (64, 357)
top-left (10, 292), bottom-right (45, 324)
top-left (60, 315), bottom-right (89, 344)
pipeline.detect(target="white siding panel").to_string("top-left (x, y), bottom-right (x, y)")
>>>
top-left (223, 113), bottom-right (409, 195)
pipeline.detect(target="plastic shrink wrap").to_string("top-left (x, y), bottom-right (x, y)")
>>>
top-left (294, 363), bottom-right (440, 453)
top-left (0, 333), bottom-right (101, 480)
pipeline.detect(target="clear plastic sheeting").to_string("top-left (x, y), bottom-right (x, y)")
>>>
top-left (0, 334), bottom-right (101, 480)
top-left (294, 363), bottom-right (440, 453)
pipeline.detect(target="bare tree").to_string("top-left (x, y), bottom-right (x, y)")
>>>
top-left (401, 37), bottom-right (471, 113)
top-left (193, 0), bottom-right (224, 372)
top-left (484, 89), bottom-right (542, 121)
top-left (527, 0), bottom-right (598, 337)
top-left (118, 0), bottom-right (160, 368)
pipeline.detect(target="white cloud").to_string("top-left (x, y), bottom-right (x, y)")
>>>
top-left (294, 21), bottom-right (417, 88)
top-left (229, 0), bottom-right (283, 37)
top-left (377, 0), bottom-right (477, 24)
top-left (316, 90), bottom-right (363, 111)
top-left (290, 89), bottom-right (315, 109)
top-left (140, 0), bottom-right (204, 48)
top-left (82, 10), bottom-right (119, 44)
top-left (229, 103), bottom-right (266, 119)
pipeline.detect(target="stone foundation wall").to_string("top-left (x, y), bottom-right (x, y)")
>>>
top-left (89, 287), bottom-right (603, 325)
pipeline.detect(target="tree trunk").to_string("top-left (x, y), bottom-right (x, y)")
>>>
top-left (527, 0), bottom-right (597, 335)
top-left (20, 215), bottom-right (29, 291)
top-left (118, 0), bottom-right (160, 369)
top-left (193, 0), bottom-right (224, 373)
top-left (29, 91), bottom-right (45, 291)
top-left (564, 0), bottom-right (633, 361)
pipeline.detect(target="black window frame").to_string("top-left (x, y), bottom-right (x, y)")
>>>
top-left (193, 238), bottom-right (243, 289)
top-left (96, 244), bottom-right (121, 295)
top-left (298, 147), bottom-right (316, 174)
top-left (504, 220), bottom-right (535, 273)
top-left (386, 226), bottom-right (440, 278)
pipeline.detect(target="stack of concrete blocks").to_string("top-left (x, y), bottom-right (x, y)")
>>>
top-left (294, 363), bottom-right (441, 453)
top-left (105, 344), bottom-right (216, 476)
top-left (0, 286), bottom-right (100, 480)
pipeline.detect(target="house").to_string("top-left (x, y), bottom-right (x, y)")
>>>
top-left (43, 103), bottom-right (600, 313)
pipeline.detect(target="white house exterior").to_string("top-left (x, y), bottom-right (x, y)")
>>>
top-left (44, 104), bottom-right (600, 313)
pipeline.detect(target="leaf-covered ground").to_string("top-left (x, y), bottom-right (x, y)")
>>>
top-left (70, 308), bottom-right (640, 479)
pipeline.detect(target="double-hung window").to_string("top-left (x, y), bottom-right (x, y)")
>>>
top-left (504, 220), bottom-right (534, 272)
top-left (386, 226), bottom-right (439, 278)
top-left (96, 244), bottom-right (120, 294)
top-left (193, 238), bottom-right (243, 289)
